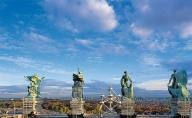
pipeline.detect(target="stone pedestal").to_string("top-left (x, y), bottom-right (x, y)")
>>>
top-left (177, 100), bottom-right (191, 116)
top-left (170, 98), bottom-right (178, 115)
top-left (189, 109), bottom-right (192, 118)
top-left (171, 98), bottom-right (191, 116)
top-left (121, 98), bottom-right (135, 117)
top-left (23, 98), bottom-right (43, 117)
top-left (70, 98), bottom-right (84, 116)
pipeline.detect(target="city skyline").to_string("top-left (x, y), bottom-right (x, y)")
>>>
top-left (0, 0), bottom-right (192, 98)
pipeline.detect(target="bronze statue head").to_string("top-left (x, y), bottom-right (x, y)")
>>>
top-left (173, 69), bottom-right (177, 73)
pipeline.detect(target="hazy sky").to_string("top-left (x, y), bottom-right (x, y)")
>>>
top-left (0, 0), bottom-right (192, 98)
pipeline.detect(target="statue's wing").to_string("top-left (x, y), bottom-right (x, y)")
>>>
top-left (39, 77), bottom-right (45, 82)
top-left (24, 76), bottom-right (32, 81)
top-left (175, 70), bottom-right (188, 85)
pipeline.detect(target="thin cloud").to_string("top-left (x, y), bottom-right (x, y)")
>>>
top-left (41, 0), bottom-right (118, 32)
top-left (180, 22), bottom-right (192, 38)
top-left (23, 32), bottom-right (58, 53)
top-left (0, 56), bottom-right (36, 68)
top-left (135, 79), bottom-right (168, 91)
top-left (135, 78), bottom-right (192, 91)
top-left (0, 32), bottom-right (10, 41)
top-left (136, 38), bottom-right (169, 52)
top-left (86, 56), bottom-right (103, 63)
top-left (130, 23), bottom-right (152, 38)
top-left (18, 20), bottom-right (25, 25)
top-left (0, 2), bottom-right (7, 9)
top-left (66, 44), bottom-right (79, 52)
top-left (75, 38), bottom-right (93, 46)
top-left (112, 77), bottom-right (121, 80)
top-left (160, 59), bottom-right (192, 73)
top-left (140, 54), bottom-right (161, 67)
top-left (23, 32), bottom-right (53, 43)
top-left (0, 43), bottom-right (12, 49)
top-left (183, 38), bottom-right (192, 50)
top-left (0, 30), bottom-right (19, 50)
top-left (97, 44), bottom-right (129, 55)
top-left (0, 56), bottom-right (72, 75)
top-left (188, 79), bottom-right (192, 90)
top-left (130, 0), bottom-right (192, 38)
top-left (40, 68), bottom-right (71, 75)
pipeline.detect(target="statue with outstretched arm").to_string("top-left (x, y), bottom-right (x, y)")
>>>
top-left (168, 69), bottom-right (177, 88)
top-left (24, 74), bottom-right (45, 98)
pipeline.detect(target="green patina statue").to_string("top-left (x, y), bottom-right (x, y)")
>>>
top-left (121, 71), bottom-right (133, 98)
top-left (72, 68), bottom-right (84, 98)
top-left (25, 74), bottom-right (45, 98)
top-left (168, 70), bottom-right (190, 101)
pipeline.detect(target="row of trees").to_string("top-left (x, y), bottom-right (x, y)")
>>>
top-left (0, 99), bottom-right (171, 114)
top-left (134, 101), bottom-right (170, 114)
top-left (41, 100), bottom-right (70, 114)
top-left (41, 99), bottom-right (103, 114)
top-left (134, 106), bottom-right (170, 114)
top-left (41, 99), bottom-right (171, 114)
top-left (0, 101), bottom-right (23, 108)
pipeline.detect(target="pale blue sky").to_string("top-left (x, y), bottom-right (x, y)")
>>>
top-left (0, 0), bottom-right (192, 98)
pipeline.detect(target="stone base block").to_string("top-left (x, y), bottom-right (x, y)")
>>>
top-left (23, 98), bottom-right (43, 116)
top-left (171, 98), bottom-right (191, 116)
top-left (121, 98), bottom-right (135, 116)
top-left (70, 98), bottom-right (84, 115)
